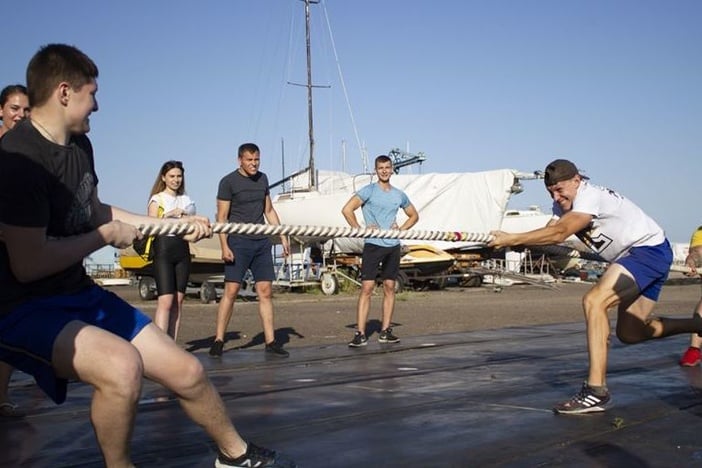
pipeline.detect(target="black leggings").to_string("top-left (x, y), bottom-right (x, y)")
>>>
top-left (152, 236), bottom-right (191, 295)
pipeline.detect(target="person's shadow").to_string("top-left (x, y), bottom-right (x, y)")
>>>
top-left (345, 319), bottom-right (401, 339)
top-left (234, 327), bottom-right (305, 350)
top-left (185, 331), bottom-right (242, 352)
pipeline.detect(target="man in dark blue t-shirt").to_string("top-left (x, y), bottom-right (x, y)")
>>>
top-left (209, 143), bottom-right (291, 358)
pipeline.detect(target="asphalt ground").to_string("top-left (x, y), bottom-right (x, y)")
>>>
top-left (2, 277), bottom-right (702, 467)
top-left (119, 276), bottom-right (700, 353)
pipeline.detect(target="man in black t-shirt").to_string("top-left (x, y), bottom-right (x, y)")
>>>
top-left (0, 44), bottom-right (296, 468)
top-left (209, 142), bottom-right (291, 358)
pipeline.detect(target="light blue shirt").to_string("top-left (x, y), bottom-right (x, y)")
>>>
top-left (357, 183), bottom-right (410, 247)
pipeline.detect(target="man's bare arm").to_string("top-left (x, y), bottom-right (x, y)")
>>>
top-left (489, 211), bottom-right (592, 249)
top-left (399, 203), bottom-right (419, 230)
top-left (263, 195), bottom-right (289, 256)
top-left (341, 195), bottom-right (363, 228)
top-left (2, 220), bottom-right (137, 283)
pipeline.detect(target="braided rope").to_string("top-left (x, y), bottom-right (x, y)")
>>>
top-left (671, 264), bottom-right (702, 275)
top-left (137, 222), bottom-right (495, 243)
top-left (135, 221), bottom-right (702, 274)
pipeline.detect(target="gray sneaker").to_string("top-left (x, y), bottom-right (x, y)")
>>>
top-left (215, 442), bottom-right (296, 467)
top-left (553, 382), bottom-right (611, 414)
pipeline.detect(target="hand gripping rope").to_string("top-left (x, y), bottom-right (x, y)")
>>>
top-left (137, 222), bottom-right (495, 244)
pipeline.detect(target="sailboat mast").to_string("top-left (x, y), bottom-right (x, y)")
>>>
top-left (304, 0), bottom-right (317, 189)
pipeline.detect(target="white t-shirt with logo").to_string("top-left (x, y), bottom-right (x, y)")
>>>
top-left (552, 181), bottom-right (665, 262)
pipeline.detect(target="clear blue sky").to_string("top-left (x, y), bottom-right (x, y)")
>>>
top-left (3, 0), bottom-right (700, 265)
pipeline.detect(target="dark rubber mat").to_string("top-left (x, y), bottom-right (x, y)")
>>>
top-left (3, 322), bottom-right (701, 467)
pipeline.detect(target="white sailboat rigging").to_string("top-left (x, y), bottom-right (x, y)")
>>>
top-left (269, 1), bottom-right (557, 291)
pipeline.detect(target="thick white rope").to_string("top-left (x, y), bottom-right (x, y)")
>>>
top-left (136, 222), bottom-right (702, 274)
top-left (670, 264), bottom-right (702, 275)
top-left (137, 222), bottom-right (495, 243)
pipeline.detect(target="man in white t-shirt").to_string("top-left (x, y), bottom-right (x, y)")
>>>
top-left (490, 159), bottom-right (700, 414)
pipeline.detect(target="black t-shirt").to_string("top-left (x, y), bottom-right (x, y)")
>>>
top-left (217, 170), bottom-right (270, 240)
top-left (0, 120), bottom-right (96, 313)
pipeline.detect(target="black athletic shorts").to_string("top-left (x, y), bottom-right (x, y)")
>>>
top-left (360, 243), bottom-right (401, 282)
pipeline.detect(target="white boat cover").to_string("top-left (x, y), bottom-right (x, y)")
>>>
top-left (273, 169), bottom-right (519, 253)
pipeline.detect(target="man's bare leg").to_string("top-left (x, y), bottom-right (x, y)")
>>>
top-left (214, 282), bottom-right (241, 342)
top-left (133, 324), bottom-right (247, 459)
top-left (380, 279), bottom-right (396, 331)
top-left (53, 321), bottom-right (144, 467)
top-left (356, 280), bottom-right (375, 335)
top-left (582, 264), bottom-right (642, 387)
top-left (255, 281), bottom-right (275, 344)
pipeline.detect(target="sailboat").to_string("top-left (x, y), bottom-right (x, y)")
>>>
top-left (265, 2), bottom-right (553, 293)
top-left (120, 1), bottom-right (551, 297)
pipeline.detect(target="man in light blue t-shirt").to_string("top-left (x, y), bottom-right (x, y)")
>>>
top-left (341, 155), bottom-right (419, 347)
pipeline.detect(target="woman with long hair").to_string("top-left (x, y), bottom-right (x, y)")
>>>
top-left (0, 84), bottom-right (29, 417)
top-left (148, 160), bottom-right (196, 340)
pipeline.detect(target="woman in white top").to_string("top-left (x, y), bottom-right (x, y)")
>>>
top-left (148, 160), bottom-right (196, 340)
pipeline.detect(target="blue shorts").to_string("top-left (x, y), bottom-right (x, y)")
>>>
top-left (616, 240), bottom-right (672, 301)
top-left (224, 236), bottom-right (275, 283)
top-left (0, 285), bottom-right (152, 404)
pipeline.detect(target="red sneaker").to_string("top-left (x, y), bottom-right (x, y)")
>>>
top-left (679, 347), bottom-right (701, 367)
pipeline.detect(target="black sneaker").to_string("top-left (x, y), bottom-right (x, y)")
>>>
top-left (265, 340), bottom-right (290, 357)
top-left (378, 327), bottom-right (400, 343)
top-left (348, 331), bottom-right (368, 347)
top-left (209, 340), bottom-right (224, 357)
top-left (553, 382), bottom-right (612, 414)
top-left (215, 442), bottom-right (296, 467)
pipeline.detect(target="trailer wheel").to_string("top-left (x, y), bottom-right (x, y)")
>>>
top-left (320, 272), bottom-right (339, 296)
top-left (394, 271), bottom-right (409, 293)
top-left (461, 274), bottom-right (483, 288)
top-left (239, 271), bottom-right (257, 298)
top-left (138, 277), bottom-right (157, 301)
top-left (200, 281), bottom-right (218, 303)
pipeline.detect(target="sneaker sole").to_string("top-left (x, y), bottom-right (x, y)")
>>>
top-left (348, 342), bottom-right (368, 347)
top-left (378, 339), bottom-right (400, 343)
top-left (553, 403), bottom-right (610, 415)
